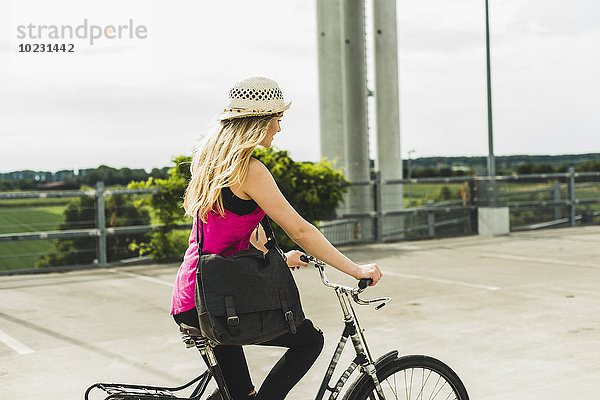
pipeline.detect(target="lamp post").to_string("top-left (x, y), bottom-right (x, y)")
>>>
top-left (484, 0), bottom-right (497, 207)
top-left (408, 149), bottom-right (416, 207)
top-left (485, 0), bottom-right (495, 178)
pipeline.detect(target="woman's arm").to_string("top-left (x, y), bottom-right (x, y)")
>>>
top-left (241, 158), bottom-right (382, 285)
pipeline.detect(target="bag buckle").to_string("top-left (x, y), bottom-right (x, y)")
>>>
top-left (284, 311), bottom-right (297, 334)
top-left (227, 316), bottom-right (239, 336)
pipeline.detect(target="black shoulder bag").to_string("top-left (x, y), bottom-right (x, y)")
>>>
top-left (194, 212), bottom-right (305, 346)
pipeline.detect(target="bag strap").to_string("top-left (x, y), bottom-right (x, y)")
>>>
top-left (259, 215), bottom-right (274, 240)
top-left (196, 210), bottom-right (205, 256)
top-left (224, 296), bottom-right (240, 336)
top-left (278, 289), bottom-right (298, 334)
top-left (259, 214), bottom-right (282, 250)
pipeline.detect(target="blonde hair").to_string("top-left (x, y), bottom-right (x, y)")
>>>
top-left (183, 113), bottom-right (282, 221)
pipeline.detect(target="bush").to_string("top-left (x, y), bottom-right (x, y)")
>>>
top-left (253, 148), bottom-right (348, 250)
top-left (439, 167), bottom-right (453, 177)
top-left (129, 149), bottom-right (348, 258)
top-left (576, 161), bottom-right (600, 172)
top-left (436, 186), bottom-right (453, 201)
top-left (128, 156), bottom-right (190, 259)
top-left (517, 162), bottom-right (534, 174)
top-left (38, 194), bottom-right (151, 267)
top-left (532, 163), bottom-right (554, 174)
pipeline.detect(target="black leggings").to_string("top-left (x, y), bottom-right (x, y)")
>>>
top-left (173, 308), bottom-right (324, 400)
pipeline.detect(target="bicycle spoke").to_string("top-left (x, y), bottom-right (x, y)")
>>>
top-left (445, 389), bottom-right (457, 400)
top-left (409, 366), bottom-right (414, 399)
top-left (375, 367), bottom-right (462, 400)
top-left (383, 370), bottom-right (399, 399)
top-left (431, 380), bottom-right (449, 400)
top-left (427, 375), bottom-right (443, 400)
top-left (404, 369), bottom-right (409, 400)
top-left (415, 369), bottom-right (433, 400)
top-left (420, 368), bottom-right (424, 400)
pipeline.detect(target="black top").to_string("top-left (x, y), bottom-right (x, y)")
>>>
top-left (221, 186), bottom-right (258, 215)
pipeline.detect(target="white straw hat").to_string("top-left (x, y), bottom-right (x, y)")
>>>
top-left (217, 77), bottom-right (292, 120)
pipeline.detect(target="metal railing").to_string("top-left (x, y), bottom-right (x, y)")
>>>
top-left (1, 169), bottom-right (599, 273)
top-left (0, 182), bottom-right (188, 274)
top-left (319, 168), bottom-right (600, 245)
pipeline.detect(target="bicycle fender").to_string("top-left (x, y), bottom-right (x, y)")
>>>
top-left (341, 350), bottom-right (398, 400)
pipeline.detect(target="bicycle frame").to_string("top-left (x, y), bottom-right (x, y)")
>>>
top-left (311, 259), bottom-right (391, 400)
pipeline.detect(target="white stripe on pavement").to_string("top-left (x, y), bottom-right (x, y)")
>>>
top-left (0, 328), bottom-right (34, 355)
top-left (479, 253), bottom-right (600, 269)
top-left (385, 271), bottom-right (500, 291)
top-left (106, 269), bottom-right (173, 287)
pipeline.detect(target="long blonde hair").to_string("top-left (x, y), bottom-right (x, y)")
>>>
top-left (183, 113), bottom-right (282, 221)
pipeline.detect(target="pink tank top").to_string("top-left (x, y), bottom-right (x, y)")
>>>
top-left (170, 206), bottom-right (266, 315)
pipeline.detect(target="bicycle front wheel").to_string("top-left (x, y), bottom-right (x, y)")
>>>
top-left (346, 355), bottom-right (469, 400)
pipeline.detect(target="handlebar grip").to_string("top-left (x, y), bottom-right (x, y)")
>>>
top-left (358, 278), bottom-right (373, 289)
top-left (300, 255), bottom-right (309, 263)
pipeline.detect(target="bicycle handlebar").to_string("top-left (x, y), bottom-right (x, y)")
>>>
top-left (299, 254), bottom-right (391, 309)
top-left (358, 278), bottom-right (373, 289)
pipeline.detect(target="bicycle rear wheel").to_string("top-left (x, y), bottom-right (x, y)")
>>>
top-left (346, 355), bottom-right (469, 400)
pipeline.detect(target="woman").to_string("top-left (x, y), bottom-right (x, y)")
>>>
top-left (171, 77), bottom-right (383, 400)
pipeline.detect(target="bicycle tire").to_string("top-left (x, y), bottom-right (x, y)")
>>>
top-left (345, 355), bottom-right (469, 400)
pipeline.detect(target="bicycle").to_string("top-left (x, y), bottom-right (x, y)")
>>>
top-left (85, 255), bottom-right (469, 400)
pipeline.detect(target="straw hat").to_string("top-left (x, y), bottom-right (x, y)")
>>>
top-left (217, 77), bottom-right (292, 121)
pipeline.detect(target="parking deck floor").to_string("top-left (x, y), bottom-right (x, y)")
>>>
top-left (1, 226), bottom-right (599, 399)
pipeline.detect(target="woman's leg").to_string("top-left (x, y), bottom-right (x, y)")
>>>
top-left (172, 309), bottom-right (256, 399)
top-left (255, 319), bottom-right (324, 400)
top-left (213, 345), bottom-right (255, 399)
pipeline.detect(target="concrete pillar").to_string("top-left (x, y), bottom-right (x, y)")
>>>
top-left (341, 0), bottom-right (371, 217)
top-left (316, 0), bottom-right (345, 168)
top-left (372, 0), bottom-right (403, 213)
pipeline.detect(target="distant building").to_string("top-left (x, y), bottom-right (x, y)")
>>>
top-left (37, 181), bottom-right (80, 191)
top-left (451, 165), bottom-right (471, 173)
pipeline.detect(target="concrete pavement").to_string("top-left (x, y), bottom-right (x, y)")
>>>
top-left (1, 226), bottom-right (599, 399)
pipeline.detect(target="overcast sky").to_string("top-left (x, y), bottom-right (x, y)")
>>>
top-left (1, 0), bottom-right (598, 173)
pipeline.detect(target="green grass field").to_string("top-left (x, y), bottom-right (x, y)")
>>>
top-left (0, 205), bottom-right (66, 234)
top-left (0, 201), bottom-right (68, 271)
top-left (0, 194), bottom-right (166, 271)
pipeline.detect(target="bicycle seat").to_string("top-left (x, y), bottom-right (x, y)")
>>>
top-left (179, 323), bottom-right (203, 337)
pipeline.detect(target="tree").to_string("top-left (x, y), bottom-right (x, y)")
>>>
top-left (576, 160), bottom-right (600, 172)
top-left (129, 149), bottom-right (349, 258)
top-left (413, 167), bottom-right (438, 178)
top-left (253, 148), bottom-right (348, 249)
top-left (439, 167), bottom-right (453, 177)
top-left (532, 163), bottom-right (554, 174)
top-left (517, 162), bottom-right (534, 175)
top-left (37, 194), bottom-right (151, 268)
top-left (128, 156), bottom-right (190, 259)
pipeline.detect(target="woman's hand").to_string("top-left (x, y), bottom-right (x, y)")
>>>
top-left (352, 263), bottom-right (383, 286)
top-left (285, 250), bottom-right (310, 270)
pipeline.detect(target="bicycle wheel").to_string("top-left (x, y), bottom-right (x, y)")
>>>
top-left (346, 355), bottom-right (469, 400)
